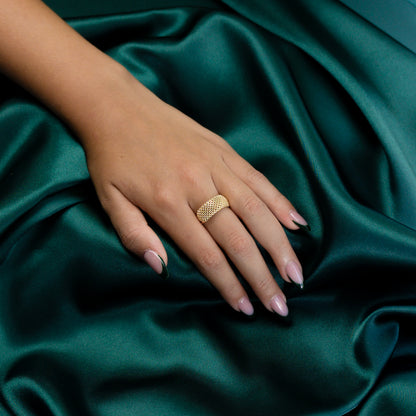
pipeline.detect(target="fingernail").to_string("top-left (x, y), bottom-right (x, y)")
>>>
top-left (286, 261), bottom-right (304, 289)
top-left (270, 295), bottom-right (289, 317)
top-left (238, 297), bottom-right (255, 316)
top-left (144, 250), bottom-right (169, 279)
top-left (289, 210), bottom-right (311, 231)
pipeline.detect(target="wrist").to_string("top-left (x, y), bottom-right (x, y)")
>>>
top-left (67, 59), bottom-right (158, 153)
top-left (58, 57), bottom-right (135, 133)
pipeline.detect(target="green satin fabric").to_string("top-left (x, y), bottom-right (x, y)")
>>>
top-left (340, 0), bottom-right (416, 54)
top-left (1, 1), bottom-right (416, 415)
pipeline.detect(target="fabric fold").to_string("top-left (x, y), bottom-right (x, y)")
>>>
top-left (1, 1), bottom-right (415, 415)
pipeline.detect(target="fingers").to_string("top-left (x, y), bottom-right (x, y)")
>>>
top-left (184, 186), bottom-right (289, 316)
top-left (159, 203), bottom-right (255, 316)
top-left (94, 153), bottom-right (306, 317)
top-left (203, 208), bottom-right (288, 315)
top-left (222, 152), bottom-right (310, 231)
top-left (214, 171), bottom-right (304, 288)
top-left (101, 182), bottom-right (256, 316)
top-left (99, 184), bottom-right (169, 278)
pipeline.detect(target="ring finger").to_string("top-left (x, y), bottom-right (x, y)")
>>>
top-left (202, 205), bottom-right (289, 316)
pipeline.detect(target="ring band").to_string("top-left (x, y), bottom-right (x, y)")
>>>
top-left (196, 195), bottom-right (230, 224)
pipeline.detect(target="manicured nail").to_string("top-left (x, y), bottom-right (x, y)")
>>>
top-left (144, 250), bottom-right (169, 279)
top-left (289, 210), bottom-right (311, 231)
top-left (238, 297), bottom-right (255, 316)
top-left (270, 295), bottom-right (289, 317)
top-left (286, 261), bottom-right (304, 289)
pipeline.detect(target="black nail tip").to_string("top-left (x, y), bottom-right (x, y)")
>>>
top-left (243, 312), bottom-right (256, 319)
top-left (292, 220), bottom-right (311, 232)
top-left (272, 311), bottom-right (289, 319)
top-left (157, 255), bottom-right (170, 279)
top-left (288, 276), bottom-right (304, 290)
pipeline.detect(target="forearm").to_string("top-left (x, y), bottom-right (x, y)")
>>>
top-left (0, 0), bottom-right (137, 138)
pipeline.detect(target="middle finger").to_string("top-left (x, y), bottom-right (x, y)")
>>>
top-left (203, 207), bottom-right (288, 316)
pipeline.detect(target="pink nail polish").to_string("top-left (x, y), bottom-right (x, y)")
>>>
top-left (286, 261), bottom-right (304, 289)
top-left (270, 295), bottom-right (289, 317)
top-left (144, 250), bottom-right (163, 274)
top-left (238, 297), bottom-right (254, 316)
top-left (289, 210), bottom-right (310, 230)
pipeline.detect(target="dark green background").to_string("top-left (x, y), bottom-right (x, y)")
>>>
top-left (1, 1), bottom-right (415, 414)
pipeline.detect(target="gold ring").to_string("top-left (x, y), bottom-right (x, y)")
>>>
top-left (196, 195), bottom-right (230, 224)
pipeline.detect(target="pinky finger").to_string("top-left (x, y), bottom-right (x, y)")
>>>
top-left (223, 154), bottom-right (310, 231)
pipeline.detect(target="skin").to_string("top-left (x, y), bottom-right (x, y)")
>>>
top-left (0, 0), bottom-right (306, 315)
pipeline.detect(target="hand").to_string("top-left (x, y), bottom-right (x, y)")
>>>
top-left (0, 0), bottom-right (306, 316)
top-left (79, 69), bottom-right (307, 317)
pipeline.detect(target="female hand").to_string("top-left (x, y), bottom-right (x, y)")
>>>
top-left (79, 69), bottom-right (307, 317)
top-left (0, 0), bottom-right (307, 316)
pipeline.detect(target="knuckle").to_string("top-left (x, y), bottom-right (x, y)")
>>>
top-left (271, 191), bottom-right (289, 208)
top-left (227, 231), bottom-right (252, 256)
top-left (242, 195), bottom-right (264, 216)
top-left (178, 164), bottom-right (199, 186)
top-left (119, 225), bottom-right (146, 252)
top-left (153, 188), bottom-right (177, 210)
top-left (246, 166), bottom-right (266, 185)
top-left (255, 275), bottom-right (275, 292)
top-left (198, 249), bottom-right (223, 271)
top-left (220, 282), bottom-right (243, 304)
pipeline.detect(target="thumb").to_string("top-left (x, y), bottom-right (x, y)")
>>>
top-left (100, 185), bottom-right (169, 278)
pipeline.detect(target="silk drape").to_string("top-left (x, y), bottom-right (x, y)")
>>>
top-left (1, 1), bottom-right (415, 415)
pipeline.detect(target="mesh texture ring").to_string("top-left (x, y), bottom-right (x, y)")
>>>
top-left (196, 194), bottom-right (230, 224)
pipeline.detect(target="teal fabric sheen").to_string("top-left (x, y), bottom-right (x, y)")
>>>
top-left (339, 0), bottom-right (416, 53)
top-left (42, 0), bottom-right (222, 18)
top-left (1, 1), bottom-right (416, 415)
